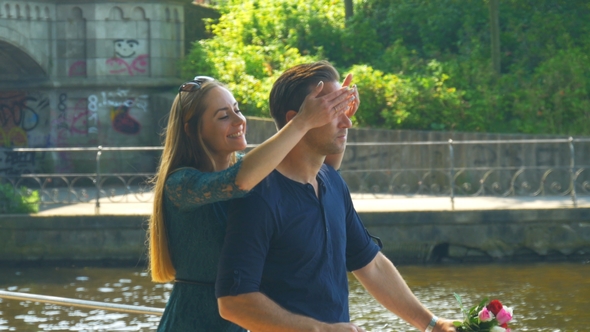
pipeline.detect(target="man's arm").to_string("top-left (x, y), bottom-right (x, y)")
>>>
top-left (352, 253), bottom-right (457, 332)
top-left (218, 293), bottom-right (365, 332)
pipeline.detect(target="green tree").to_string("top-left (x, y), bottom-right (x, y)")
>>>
top-left (183, 0), bottom-right (345, 117)
top-left (183, 0), bottom-right (590, 135)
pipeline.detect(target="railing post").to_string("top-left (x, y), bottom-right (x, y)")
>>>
top-left (569, 137), bottom-right (577, 208)
top-left (449, 139), bottom-right (455, 210)
top-left (95, 146), bottom-right (102, 214)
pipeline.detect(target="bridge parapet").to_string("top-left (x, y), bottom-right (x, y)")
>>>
top-left (0, 0), bottom-right (185, 88)
top-left (0, 1), bottom-right (54, 82)
top-left (0, 1), bottom-right (53, 20)
top-left (55, 2), bottom-right (184, 82)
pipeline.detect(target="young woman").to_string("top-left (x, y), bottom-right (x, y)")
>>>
top-left (150, 75), bottom-right (358, 331)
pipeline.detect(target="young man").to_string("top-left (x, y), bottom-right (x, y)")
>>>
top-left (216, 61), bottom-right (457, 332)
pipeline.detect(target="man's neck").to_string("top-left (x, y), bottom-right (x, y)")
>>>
top-left (276, 145), bottom-right (324, 185)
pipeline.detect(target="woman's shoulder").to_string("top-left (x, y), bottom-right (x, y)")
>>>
top-left (165, 166), bottom-right (201, 185)
top-left (166, 159), bottom-right (243, 183)
top-left (164, 161), bottom-right (248, 208)
top-left (168, 166), bottom-right (200, 177)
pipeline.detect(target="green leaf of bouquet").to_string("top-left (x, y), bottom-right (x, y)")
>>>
top-left (478, 298), bottom-right (489, 308)
top-left (453, 293), bottom-right (463, 308)
top-left (453, 293), bottom-right (469, 318)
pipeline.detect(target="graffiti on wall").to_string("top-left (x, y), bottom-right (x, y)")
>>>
top-left (0, 150), bottom-right (38, 175)
top-left (93, 90), bottom-right (147, 136)
top-left (1, 92), bottom-right (38, 147)
top-left (0, 92), bottom-right (50, 175)
top-left (68, 60), bottom-right (87, 77)
top-left (0, 89), bottom-right (150, 175)
top-left (52, 89), bottom-right (149, 143)
top-left (0, 92), bottom-right (50, 147)
top-left (106, 39), bottom-right (149, 76)
top-left (110, 100), bottom-right (141, 135)
top-left (52, 93), bottom-right (99, 147)
top-left (49, 93), bottom-right (90, 172)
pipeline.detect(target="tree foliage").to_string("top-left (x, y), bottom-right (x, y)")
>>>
top-left (183, 0), bottom-right (590, 135)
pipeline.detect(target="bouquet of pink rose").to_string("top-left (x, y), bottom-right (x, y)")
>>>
top-left (453, 293), bottom-right (514, 332)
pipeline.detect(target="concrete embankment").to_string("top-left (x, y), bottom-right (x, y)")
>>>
top-left (0, 215), bottom-right (148, 266)
top-left (362, 208), bottom-right (590, 264)
top-left (1, 197), bottom-right (590, 266)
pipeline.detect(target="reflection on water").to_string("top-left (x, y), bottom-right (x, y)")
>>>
top-left (0, 262), bottom-right (588, 331)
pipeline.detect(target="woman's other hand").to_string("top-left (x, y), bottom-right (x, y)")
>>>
top-left (341, 73), bottom-right (359, 118)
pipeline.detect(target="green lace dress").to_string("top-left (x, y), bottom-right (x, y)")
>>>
top-left (157, 160), bottom-right (248, 332)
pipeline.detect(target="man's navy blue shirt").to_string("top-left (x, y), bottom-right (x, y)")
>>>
top-left (216, 164), bottom-right (380, 323)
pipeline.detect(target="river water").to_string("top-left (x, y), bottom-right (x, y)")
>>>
top-left (0, 262), bottom-right (588, 331)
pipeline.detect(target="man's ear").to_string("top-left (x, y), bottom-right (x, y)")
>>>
top-left (285, 110), bottom-right (298, 123)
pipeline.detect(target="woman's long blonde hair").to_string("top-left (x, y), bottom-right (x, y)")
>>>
top-left (148, 80), bottom-right (237, 282)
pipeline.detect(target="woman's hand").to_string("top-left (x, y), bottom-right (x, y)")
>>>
top-left (341, 73), bottom-right (360, 118)
top-left (294, 80), bottom-right (356, 131)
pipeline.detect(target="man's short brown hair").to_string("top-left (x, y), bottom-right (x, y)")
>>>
top-left (269, 61), bottom-right (340, 129)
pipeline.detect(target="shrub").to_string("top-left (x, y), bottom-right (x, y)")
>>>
top-left (0, 183), bottom-right (40, 214)
top-left (348, 62), bottom-right (466, 131)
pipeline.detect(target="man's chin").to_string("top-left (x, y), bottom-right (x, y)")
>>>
top-left (324, 145), bottom-right (345, 156)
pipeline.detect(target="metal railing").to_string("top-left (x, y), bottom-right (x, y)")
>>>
top-left (0, 290), bottom-right (163, 316)
top-left (1, 137), bottom-right (590, 213)
top-left (0, 146), bottom-right (163, 214)
top-left (339, 137), bottom-right (590, 209)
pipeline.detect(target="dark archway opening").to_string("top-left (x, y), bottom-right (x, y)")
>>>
top-left (0, 41), bottom-right (47, 84)
top-left (429, 243), bottom-right (450, 263)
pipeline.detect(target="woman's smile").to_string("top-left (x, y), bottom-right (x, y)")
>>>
top-left (227, 130), bottom-right (244, 138)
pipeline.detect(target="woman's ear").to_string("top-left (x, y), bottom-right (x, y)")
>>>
top-left (184, 122), bottom-right (192, 137)
top-left (285, 110), bottom-right (298, 123)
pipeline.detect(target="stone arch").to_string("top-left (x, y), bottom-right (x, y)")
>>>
top-left (0, 36), bottom-right (47, 81)
top-left (44, 6), bottom-right (50, 20)
top-left (4, 4), bottom-right (10, 18)
top-left (25, 5), bottom-right (31, 19)
top-left (109, 6), bottom-right (124, 20)
top-left (132, 6), bottom-right (146, 20)
top-left (70, 6), bottom-right (83, 20)
top-left (165, 7), bottom-right (170, 22)
top-left (35, 6), bottom-right (41, 20)
top-left (15, 4), bottom-right (20, 18)
top-left (173, 8), bottom-right (179, 22)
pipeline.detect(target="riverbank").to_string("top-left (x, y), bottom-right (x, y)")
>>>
top-left (1, 196), bottom-right (590, 266)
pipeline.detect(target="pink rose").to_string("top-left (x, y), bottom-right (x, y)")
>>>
top-left (478, 307), bottom-right (494, 322)
top-left (496, 307), bottom-right (513, 325)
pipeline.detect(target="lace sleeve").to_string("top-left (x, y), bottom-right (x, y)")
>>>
top-left (164, 159), bottom-right (249, 211)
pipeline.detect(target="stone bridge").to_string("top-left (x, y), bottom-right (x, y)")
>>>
top-left (0, 0), bottom-right (187, 174)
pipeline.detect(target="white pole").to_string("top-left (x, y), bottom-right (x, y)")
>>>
top-left (0, 290), bottom-right (164, 316)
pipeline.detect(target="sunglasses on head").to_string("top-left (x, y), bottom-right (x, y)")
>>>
top-left (178, 76), bottom-right (215, 93)
top-left (178, 76), bottom-right (215, 123)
